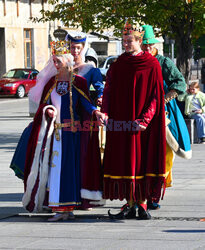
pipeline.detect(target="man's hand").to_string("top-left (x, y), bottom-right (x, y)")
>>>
top-left (96, 97), bottom-right (102, 107)
top-left (164, 89), bottom-right (178, 104)
top-left (133, 120), bottom-right (146, 131)
top-left (94, 110), bottom-right (108, 126)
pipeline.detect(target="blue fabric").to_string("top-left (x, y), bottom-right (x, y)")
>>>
top-left (9, 84), bottom-right (96, 185)
top-left (83, 67), bottom-right (104, 98)
top-left (53, 87), bottom-right (96, 206)
top-left (10, 122), bottom-right (33, 180)
top-left (191, 113), bottom-right (205, 138)
top-left (164, 82), bottom-right (191, 152)
top-left (66, 33), bottom-right (86, 43)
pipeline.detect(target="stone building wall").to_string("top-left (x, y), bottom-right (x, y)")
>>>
top-left (0, 0), bottom-right (58, 75)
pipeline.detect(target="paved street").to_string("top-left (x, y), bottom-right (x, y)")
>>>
top-left (0, 98), bottom-right (205, 250)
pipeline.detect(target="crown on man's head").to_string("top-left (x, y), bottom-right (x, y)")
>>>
top-left (50, 40), bottom-right (70, 55)
top-left (123, 21), bottom-right (144, 38)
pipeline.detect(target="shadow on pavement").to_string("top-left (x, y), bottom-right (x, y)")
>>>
top-left (0, 133), bottom-right (22, 151)
top-left (0, 193), bottom-right (23, 202)
top-left (163, 229), bottom-right (205, 233)
top-left (0, 213), bottom-right (124, 223)
top-left (0, 133), bottom-right (21, 144)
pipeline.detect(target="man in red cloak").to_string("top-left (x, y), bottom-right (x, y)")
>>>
top-left (101, 22), bottom-right (166, 220)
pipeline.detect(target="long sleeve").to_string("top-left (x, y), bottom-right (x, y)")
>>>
top-left (177, 92), bottom-right (187, 102)
top-left (184, 95), bottom-right (192, 116)
top-left (177, 92), bottom-right (192, 116)
top-left (156, 55), bottom-right (186, 95)
top-left (79, 94), bottom-right (97, 115)
top-left (199, 91), bottom-right (205, 113)
top-left (90, 68), bottom-right (104, 98)
top-left (101, 68), bottom-right (112, 115)
top-left (136, 96), bottom-right (157, 128)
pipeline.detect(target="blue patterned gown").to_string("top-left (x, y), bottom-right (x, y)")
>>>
top-left (48, 81), bottom-right (96, 208)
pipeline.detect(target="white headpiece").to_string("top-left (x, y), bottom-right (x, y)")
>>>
top-left (29, 54), bottom-right (74, 106)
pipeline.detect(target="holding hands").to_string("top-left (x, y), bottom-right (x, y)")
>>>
top-left (94, 110), bottom-right (108, 126)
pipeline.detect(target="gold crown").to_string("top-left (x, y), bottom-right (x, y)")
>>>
top-left (50, 40), bottom-right (70, 55)
top-left (123, 22), bottom-right (144, 38)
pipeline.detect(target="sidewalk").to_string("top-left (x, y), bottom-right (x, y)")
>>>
top-left (0, 99), bottom-right (205, 250)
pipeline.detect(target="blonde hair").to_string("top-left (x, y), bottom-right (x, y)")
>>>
top-left (189, 81), bottom-right (200, 89)
top-left (56, 54), bottom-right (74, 68)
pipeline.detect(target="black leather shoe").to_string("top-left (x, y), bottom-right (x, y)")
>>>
top-left (138, 205), bottom-right (151, 220)
top-left (147, 201), bottom-right (160, 210)
top-left (125, 206), bottom-right (136, 219)
top-left (108, 204), bottom-right (136, 220)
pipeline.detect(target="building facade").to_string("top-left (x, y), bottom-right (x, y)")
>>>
top-left (0, 0), bottom-right (59, 76)
top-left (0, 0), bottom-right (162, 77)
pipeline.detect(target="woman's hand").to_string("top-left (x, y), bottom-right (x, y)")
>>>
top-left (46, 109), bottom-right (55, 118)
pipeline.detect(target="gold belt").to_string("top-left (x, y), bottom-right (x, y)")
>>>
top-left (54, 122), bottom-right (78, 141)
top-left (54, 122), bottom-right (72, 129)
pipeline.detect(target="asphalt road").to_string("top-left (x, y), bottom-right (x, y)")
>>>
top-left (0, 98), bottom-right (205, 250)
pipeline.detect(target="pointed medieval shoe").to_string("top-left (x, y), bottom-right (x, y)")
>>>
top-left (108, 204), bottom-right (136, 220)
top-left (125, 206), bottom-right (136, 219)
top-left (147, 201), bottom-right (161, 210)
top-left (138, 204), bottom-right (151, 220)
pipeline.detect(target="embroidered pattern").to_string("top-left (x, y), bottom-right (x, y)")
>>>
top-left (56, 81), bottom-right (69, 96)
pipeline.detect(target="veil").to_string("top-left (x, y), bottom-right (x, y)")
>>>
top-left (28, 56), bottom-right (57, 105)
top-left (29, 54), bottom-right (74, 106)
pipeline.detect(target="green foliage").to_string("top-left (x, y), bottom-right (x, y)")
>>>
top-left (194, 35), bottom-right (205, 58)
top-left (33, 0), bottom-right (205, 80)
top-left (35, 0), bottom-right (205, 42)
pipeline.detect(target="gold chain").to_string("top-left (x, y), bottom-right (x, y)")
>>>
top-left (69, 72), bottom-right (77, 133)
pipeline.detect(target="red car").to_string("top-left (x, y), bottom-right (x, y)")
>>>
top-left (0, 68), bottom-right (39, 98)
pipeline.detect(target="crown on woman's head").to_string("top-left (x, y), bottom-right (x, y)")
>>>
top-left (123, 21), bottom-right (144, 38)
top-left (50, 40), bottom-right (70, 55)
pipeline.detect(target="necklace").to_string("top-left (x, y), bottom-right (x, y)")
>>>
top-left (69, 72), bottom-right (77, 133)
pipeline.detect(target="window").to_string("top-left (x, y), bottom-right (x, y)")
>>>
top-left (24, 29), bottom-right (33, 68)
top-left (106, 57), bottom-right (117, 68)
top-left (3, 69), bottom-right (29, 79)
top-left (91, 42), bottom-right (108, 56)
top-left (29, 71), bottom-right (38, 79)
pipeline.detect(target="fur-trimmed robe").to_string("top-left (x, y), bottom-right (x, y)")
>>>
top-left (23, 75), bottom-right (102, 212)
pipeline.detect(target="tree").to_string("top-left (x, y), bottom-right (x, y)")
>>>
top-left (36, 0), bottom-right (205, 81)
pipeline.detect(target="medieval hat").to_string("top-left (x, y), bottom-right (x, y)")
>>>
top-left (65, 32), bottom-right (86, 43)
top-left (142, 25), bottom-right (160, 44)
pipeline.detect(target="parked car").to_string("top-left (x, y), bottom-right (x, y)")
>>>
top-left (99, 56), bottom-right (118, 81)
top-left (0, 68), bottom-right (39, 98)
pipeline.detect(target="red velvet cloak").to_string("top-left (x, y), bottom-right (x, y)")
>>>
top-left (102, 52), bottom-right (166, 202)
